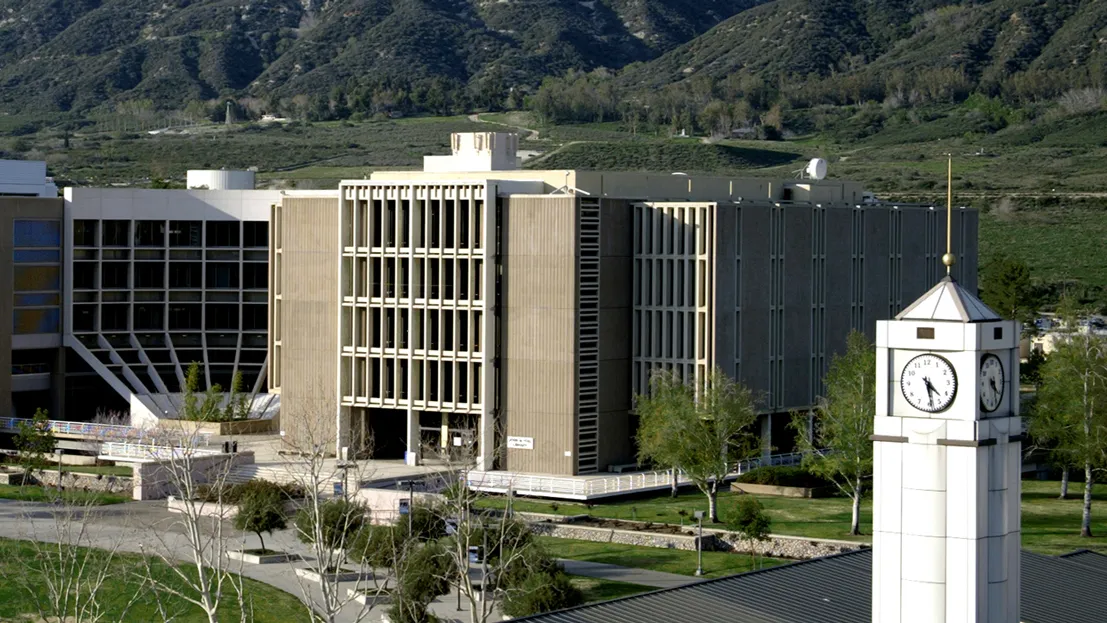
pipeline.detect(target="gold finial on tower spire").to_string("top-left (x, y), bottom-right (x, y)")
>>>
top-left (942, 155), bottom-right (956, 275)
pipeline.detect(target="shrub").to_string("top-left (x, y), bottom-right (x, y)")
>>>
top-left (501, 570), bottom-right (584, 618)
top-left (195, 479), bottom-right (303, 503)
top-left (233, 484), bottom-right (286, 553)
top-left (349, 524), bottom-right (402, 568)
top-left (396, 503), bottom-right (447, 541)
top-left (735, 466), bottom-right (831, 489)
top-left (388, 541), bottom-right (453, 623)
top-left (295, 499), bottom-right (369, 548)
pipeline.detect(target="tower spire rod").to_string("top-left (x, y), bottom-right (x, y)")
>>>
top-left (943, 155), bottom-right (956, 276)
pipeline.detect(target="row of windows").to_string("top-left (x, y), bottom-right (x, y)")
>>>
top-left (632, 310), bottom-right (706, 362)
top-left (634, 258), bottom-right (706, 308)
top-left (342, 197), bottom-right (484, 250)
top-left (13, 308), bottom-right (59, 334)
top-left (633, 206), bottom-right (709, 257)
top-left (342, 306), bottom-right (483, 352)
top-left (72, 303), bottom-right (266, 332)
top-left (344, 357), bottom-right (482, 405)
top-left (73, 220), bottom-right (268, 248)
top-left (73, 262), bottom-right (267, 290)
top-left (14, 265), bottom-right (60, 292)
top-left (342, 257), bottom-right (483, 301)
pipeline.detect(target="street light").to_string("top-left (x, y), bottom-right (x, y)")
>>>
top-left (693, 510), bottom-right (705, 576)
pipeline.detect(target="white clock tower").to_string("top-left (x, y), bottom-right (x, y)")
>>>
top-left (872, 162), bottom-right (1021, 623)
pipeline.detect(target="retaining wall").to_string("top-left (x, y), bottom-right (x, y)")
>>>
top-left (133, 452), bottom-right (254, 500)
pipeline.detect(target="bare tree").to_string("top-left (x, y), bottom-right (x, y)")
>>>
top-left (137, 422), bottom-right (252, 623)
top-left (12, 500), bottom-right (142, 623)
top-left (421, 437), bottom-right (539, 623)
top-left (280, 393), bottom-right (388, 623)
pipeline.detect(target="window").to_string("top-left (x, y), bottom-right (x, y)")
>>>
top-left (243, 221), bottom-right (268, 248)
top-left (101, 304), bottom-right (129, 331)
top-left (168, 304), bottom-right (202, 330)
top-left (73, 221), bottom-right (98, 246)
top-left (134, 305), bottom-right (164, 330)
top-left (243, 304), bottom-right (266, 331)
top-left (205, 304), bottom-right (239, 330)
top-left (169, 263), bottom-right (202, 288)
top-left (169, 221), bottom-right (202, 247)
top-left (101, 263), bottom-right (129, 289)
top-left (102, 221), bottom-right (130, 246)
top-left (72, 305), bottom-right (96, 332)
top-left (135, 221), bottom-right (165, 246)
top-left (14, 220), bottom-right (61, 247)
top-left (13, 308), bottom-right (59, 334)
top-left (13, 249), bottom-right (60, 263)
top-left (14, 265), bottom-right (60, 291)
top-left (206, 263), bottom-right (240, 289)
top-left (206, 222), bottom-right (239, 247)
top-left (243, 263), bottom-right (267, 289)
top-left (135, 263), bottom-right (164, 288)
top-left (14, 293), bottom-right (59, 307)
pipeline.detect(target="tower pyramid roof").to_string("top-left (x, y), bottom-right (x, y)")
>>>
top-left (895, 276), bottom-right (1001, 322)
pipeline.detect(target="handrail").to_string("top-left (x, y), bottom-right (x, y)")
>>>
top-left (0, 416), bottom-right (211, 445)
top-left (99, 442), bottom-right (223, 460)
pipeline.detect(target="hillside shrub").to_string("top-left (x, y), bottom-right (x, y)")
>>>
top-left (735, 466), bottom-right (831, 489)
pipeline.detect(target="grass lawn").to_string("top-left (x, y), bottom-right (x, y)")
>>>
top-left (479, 489), bottom-right (873, 542)
top-left (490, 479), bottom-right (1107, 557)
top-left (539, 537), bottom-right (786, 579)
top-left (0, 483), bottom-right (131, 505)
top-left (0, 538), bottom-right (310, 622)
top-left (568, 576), bottom-right (653, 603)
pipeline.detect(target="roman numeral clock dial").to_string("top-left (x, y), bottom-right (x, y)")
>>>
top-left (900, 353), bottom-right (957, 413)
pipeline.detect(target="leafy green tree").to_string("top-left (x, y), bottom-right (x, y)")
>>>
top-left (725, 495), bottom-right (772, 569)
top-left (501, 570), bottom-right (583, 618)
top-left (233, 483), bottom-right (286, 553)
top-left (1030, 301), bottom-right (1107, 537)
top-left (179, 362), bottom-right (250, 422)
top-left (349, 524), bottom-right (402, 569)
top-left (14, 408), bottom-right (55, 475)
top-left (635, 367), bottom-right (760, 522)
top-left (295, 499), bottom-right (369, 549)
top-left (791, 330), bottom-right (876, 535)
top-left (981, 256), bottom-right (1038, 331)
top-left (388, 541), bottom-right (453, 623)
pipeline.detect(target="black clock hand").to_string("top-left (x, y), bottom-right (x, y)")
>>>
top-left (989, 378), bottom-right (998, 392)
top-left (923, 377), bottom-right (936, 407)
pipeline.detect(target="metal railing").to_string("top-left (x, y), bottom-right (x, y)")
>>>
top-left (0, 416), bottom-right (211, 445)
top-left (99, 442), bottom-right (223, 461)
top-left (465, 450), bottom-right (818, 499)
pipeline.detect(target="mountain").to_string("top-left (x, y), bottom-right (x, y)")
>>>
top-left (0, 0), bottom-right (763, 113)
top-left (618, 0), bottom-right (1106, 90)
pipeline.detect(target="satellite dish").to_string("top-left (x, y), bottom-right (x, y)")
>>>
top-left (806, 158), bottom-right (828, 181)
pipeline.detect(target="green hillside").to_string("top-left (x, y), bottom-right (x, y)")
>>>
top-left (532, 141), bottom-right (800, 173)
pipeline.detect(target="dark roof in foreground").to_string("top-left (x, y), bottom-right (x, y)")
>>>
top-left (520, 548), bottom-right (1107, 623)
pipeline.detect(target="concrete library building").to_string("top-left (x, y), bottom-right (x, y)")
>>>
top-left (269, 132), bottom-right (979, 476)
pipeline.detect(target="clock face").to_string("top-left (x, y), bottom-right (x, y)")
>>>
top-left (979, 353), bottom-right (1005, 412)
top-left (900, 353), bottom-right (958, 413)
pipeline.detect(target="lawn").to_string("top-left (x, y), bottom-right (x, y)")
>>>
top-left (487, 479), bottom-right (1107, 556)
top-left (0, 538), bottom-right (311, 622)
top-left (539, 537), bottom-right (786, 579)
top-left (0, 483), bottom-right (131, 505)
top-left (568, 576), bottom-right (653, 603)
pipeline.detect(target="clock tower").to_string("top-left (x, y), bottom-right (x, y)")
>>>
top-left (872, 161), bottom-right (1021, 623)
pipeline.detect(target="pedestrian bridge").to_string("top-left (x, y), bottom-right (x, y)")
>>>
top-left (0, 416), bottom-right (210, 445)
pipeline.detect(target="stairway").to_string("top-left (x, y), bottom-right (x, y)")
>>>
top-left (224, 461), bottom-right (346, 490)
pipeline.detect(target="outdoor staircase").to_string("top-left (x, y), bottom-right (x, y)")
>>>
top-left (224, 462), bottom-right (344, 490)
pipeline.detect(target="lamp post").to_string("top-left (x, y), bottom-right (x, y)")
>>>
top-left (693, 510), bottom-right (705, 576)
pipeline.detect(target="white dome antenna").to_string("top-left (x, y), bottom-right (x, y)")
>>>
top-left (806, 157), bottom-right (828, 181)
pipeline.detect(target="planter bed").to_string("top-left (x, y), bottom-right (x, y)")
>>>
top-left (294, 566), bottom-right (364, 583)
top-left (346, 588), bottom-right (394, 607)
top-left (228, 549), bottom-right (297, 564)
top-left (728, 482), bottom-right (833, 498)
top-left (0, 470), bottom-right (26, 486)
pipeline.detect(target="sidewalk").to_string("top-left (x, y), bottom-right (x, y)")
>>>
top-left (556, 559), bottom-right (695, 589)
top-left (0, 498), bottom-right (479, 623)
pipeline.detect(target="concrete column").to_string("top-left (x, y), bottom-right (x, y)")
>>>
top-left (405, 407), bottom-right (420, 466)
top-left (335, 405), bottom-right (351, 457)
top-left (51, 346), bottom-right (66, 418)
top-left (440, 412), bottom-right (449, 449)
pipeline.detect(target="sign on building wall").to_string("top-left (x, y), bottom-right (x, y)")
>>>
top-left (506, 436), bottom-right (534, 450)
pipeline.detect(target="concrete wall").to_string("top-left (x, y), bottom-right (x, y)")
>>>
top-left (270, 196), bottom-right (341, 451)
top-left (500, 195), bottom-right (578, 474)
top-left (132, 451), bottom-right (253, 500)
top-left (597, 199), bottom-right (634, 470)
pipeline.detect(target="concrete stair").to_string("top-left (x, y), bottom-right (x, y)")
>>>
top-left (224, 462), bottom-right (345, 490)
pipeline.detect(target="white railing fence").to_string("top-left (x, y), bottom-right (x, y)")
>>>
top-left (0, 416), bottom-right (211, 445)
top-left (99, 442), bottom-right (223, 461)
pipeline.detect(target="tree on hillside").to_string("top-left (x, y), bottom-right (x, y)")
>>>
top-left (726, 495), bottom-right (772, 570)
top-left (1031, 297), bottom-right (1107, 537)
top-left (635, 367), bottom-right (760, 522)
top-left (791, 330), bottom-right (876, 536)
top-left (981, 256), bottom-right (1038, 331)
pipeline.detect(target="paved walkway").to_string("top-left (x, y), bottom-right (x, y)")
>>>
top-left (556, 559), bottom-right (696, 589)
top-left (0, 498), bottom-right (480, 623)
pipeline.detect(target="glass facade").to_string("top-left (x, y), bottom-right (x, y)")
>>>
top-left (12, 219), bottom-right (62, 334)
